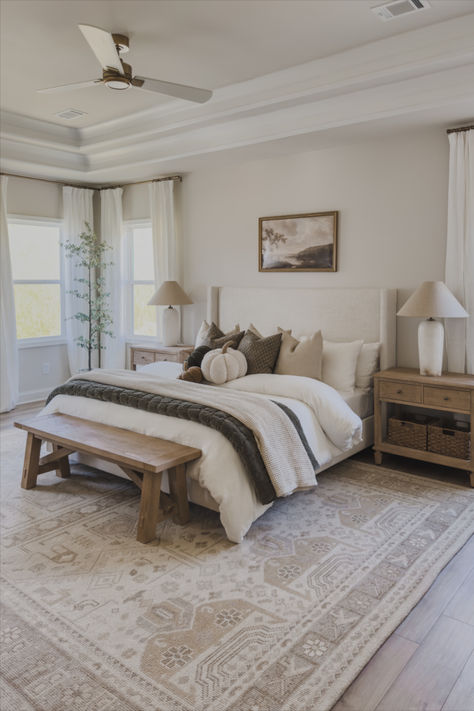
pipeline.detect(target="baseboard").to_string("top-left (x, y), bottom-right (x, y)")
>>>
top-left (18, 388), bottom-right (50, 405)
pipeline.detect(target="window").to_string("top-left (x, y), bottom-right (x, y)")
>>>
top-left (9, 218), bottom-right (64, 342)
top-left (126, 223), bottom-right (157, 337)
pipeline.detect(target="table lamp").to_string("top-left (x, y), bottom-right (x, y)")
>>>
top-left (147, 280), bottom-right (192, 347)
top-left (397, 281), bottom-right (468, 376)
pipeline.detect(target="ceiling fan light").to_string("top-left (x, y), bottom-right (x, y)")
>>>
top-left (105, 76), bottom-right (130, 90)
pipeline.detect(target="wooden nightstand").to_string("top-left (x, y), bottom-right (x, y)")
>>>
top-left (374, 368), bottom-right (474, 486)
top-left (130, 344), bottom-right (193, 370)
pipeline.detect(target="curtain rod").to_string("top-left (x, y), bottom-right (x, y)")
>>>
top-left (446, 124), bottom-right (474, 134)
top-left (0, 172), bottom-right (182, 190)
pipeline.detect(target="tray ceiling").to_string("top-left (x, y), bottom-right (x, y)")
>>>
top-left (1, 0), bottom-right (472, 127)
top-left (1, 1), bottom-right (473, 183)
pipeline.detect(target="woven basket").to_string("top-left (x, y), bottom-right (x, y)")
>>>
top-left (428, 420), bottom-right (471, 460)
top-left (387, 414), bottom-right (433, 451)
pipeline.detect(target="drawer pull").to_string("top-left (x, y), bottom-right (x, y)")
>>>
top-left (443, 396), bottom-right (450, 401)
top-left (396, 389), bottom-right (403, 394)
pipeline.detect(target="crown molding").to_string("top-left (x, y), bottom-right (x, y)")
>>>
top-left (1, 13), bottom-right (473, 183)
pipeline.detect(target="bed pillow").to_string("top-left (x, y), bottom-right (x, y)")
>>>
top-left (248, 323), bottom-right (263, 337)
top-left (195, 320), bottom-right (240, 348)
top-left (212, 330), bottom-right (245, 349)
top-left (355, 342), bottom-right (381, 390)
top-left (238, 330), bottom-right (282, 374)
top-left (274, 328), bottom-right (323, 379)
top-left (321, 340), bottom-right (363, 393)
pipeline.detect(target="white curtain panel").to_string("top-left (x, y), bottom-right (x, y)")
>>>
top-left (149, 180), bottom-right (178, 283)
top-left (100, 188), bottom-right (125, 369)
top-left (149, 180), bottom-right (179, 337)
top-left (445, 129), bottom-right (474, 374)
top-left (0, 176), bottom-right (19, 412)
top-left (63, 186), bottom-right (95, 374)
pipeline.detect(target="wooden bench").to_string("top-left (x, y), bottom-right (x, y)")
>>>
top-left (14, 414), bottom-right (202, 544)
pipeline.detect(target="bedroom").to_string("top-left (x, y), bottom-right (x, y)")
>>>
top-left (1, 1), bottom-right (473, 709)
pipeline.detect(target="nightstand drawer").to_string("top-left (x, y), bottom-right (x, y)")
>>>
top-left (154, 353), bottom-right (179, 363)
top-left (379, 380), bottom-right (422, 403)
top-left (423, 386), bottom-right (470, 412)
top-left (133, 351), bottom-right (155, 366)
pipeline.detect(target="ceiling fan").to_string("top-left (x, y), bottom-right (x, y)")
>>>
top-left (38, 24), bottom-right (213, 103)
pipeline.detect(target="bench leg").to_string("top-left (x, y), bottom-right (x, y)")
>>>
top-left (169, 463), bottom-right (190, 525)
top-left (137, 471), bottom-right (163, 544)
top-left (53, 444), bottom-right (71, 479)
top-left (21, 433), bottom-right (42, 489)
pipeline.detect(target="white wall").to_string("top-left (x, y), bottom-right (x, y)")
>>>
top-left (6, 176), bottom-right (70, 402)
top-left (178, 128), bottom-right (449, 366)
top-left (8, 126), bottom-right (450, 402)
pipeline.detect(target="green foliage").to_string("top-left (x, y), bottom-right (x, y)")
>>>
top-left (133, 283), bottom-right (156, 336)
top-left (63, 222), bottom-right (114, 370)
top-left (14, 284), bottom-right (60, 339)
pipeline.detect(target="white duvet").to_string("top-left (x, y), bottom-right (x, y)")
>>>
top-left (42, 364), bottom-right (362, 543)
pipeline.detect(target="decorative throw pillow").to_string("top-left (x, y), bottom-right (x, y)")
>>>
top-left (195, 320), bottom-right (240, 348)
top-left (321, 340), bottom-right (363, 393)
top-left (211, 330), bottom-right (245, 349)
top-left (238, 330), bottom-right (282, 374)
top-left (274, 328), bottom-right (323, 379)
top-left (248, 323), bottom-right (263, 337)
top-left (185, 345), bottom-right (211, 369)
top-left (355, 342), bottom-right (381, 390)
top-left (195, 320), bottom-right (211, 347)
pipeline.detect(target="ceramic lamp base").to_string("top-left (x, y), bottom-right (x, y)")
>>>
top-left (418, 318), bottom-right (444, 376)
top-left (162, 306), bottom-right (179, 346)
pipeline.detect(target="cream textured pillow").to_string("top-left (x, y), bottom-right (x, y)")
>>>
top-left (248, 323), bottom-right (263, 337)
top-left (274, 328), bottom-right (323, 379)
top-left (355, 342), bottom-right (381, 390)
top-left (322, 340), bottom-right (363, 393)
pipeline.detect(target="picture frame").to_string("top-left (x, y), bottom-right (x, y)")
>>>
top-left (258, 211), bottom-right (338, 272)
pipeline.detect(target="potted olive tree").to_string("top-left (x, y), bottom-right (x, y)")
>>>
top-left (63, 222), bottom-right (113, 370)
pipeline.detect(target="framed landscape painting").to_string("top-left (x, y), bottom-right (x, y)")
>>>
top-left (259, 211), bottom-right (338, 272)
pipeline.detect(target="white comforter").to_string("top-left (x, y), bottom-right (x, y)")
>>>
top-left (42, 365), bottom-right (362, 543)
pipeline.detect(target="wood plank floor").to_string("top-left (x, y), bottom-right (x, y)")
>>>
top-left (334, 449), bottom-right (474, 711)
top-left (2, 404), bottom-right (473, 711)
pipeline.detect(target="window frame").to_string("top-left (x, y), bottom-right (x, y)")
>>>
top-left (8, 215), bottom-right (66, 349)
top-left (124, 219), bottom-right (159, 341)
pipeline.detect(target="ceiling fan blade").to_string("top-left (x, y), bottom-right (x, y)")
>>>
top-left (133, 76), bottom-right (212, 103)
top-left (37, 79), bottom-right (102, 94)
top-left (78, 24), bottom-right (123, 73)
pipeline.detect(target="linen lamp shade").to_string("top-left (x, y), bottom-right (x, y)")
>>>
top-left (397, 281), bottom-right (468, 376)
top-left (147, 281), bottom-right (192, 346)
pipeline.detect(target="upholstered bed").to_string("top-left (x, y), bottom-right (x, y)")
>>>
top-left (43, 286), bottom-right (397, 542)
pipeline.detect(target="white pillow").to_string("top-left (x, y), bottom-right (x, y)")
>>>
top-left (356, 342), bottom-right (381, 391)
top-left (322, 340), bottom-right (363, 393)
top-left (195, 320), bottom-right (211, 347)
top-left (140, 361), bottom-right (183, 378)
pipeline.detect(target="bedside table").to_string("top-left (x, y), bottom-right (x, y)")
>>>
top-left (130, 344), bottom-right (193, 370)
top-left (374, 368), bottom-right (474, 486)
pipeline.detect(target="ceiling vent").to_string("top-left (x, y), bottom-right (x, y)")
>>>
top-left (55, 108), bottom-right (87, 120)
top-left (371, 0), bottom-right (430, 21)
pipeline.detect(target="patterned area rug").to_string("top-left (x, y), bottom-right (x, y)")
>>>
top-left (1, 424), bottom-right (473, 711)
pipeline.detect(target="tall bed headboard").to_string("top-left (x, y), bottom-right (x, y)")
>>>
top-left (207, 286), bottom-right (397, 370)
